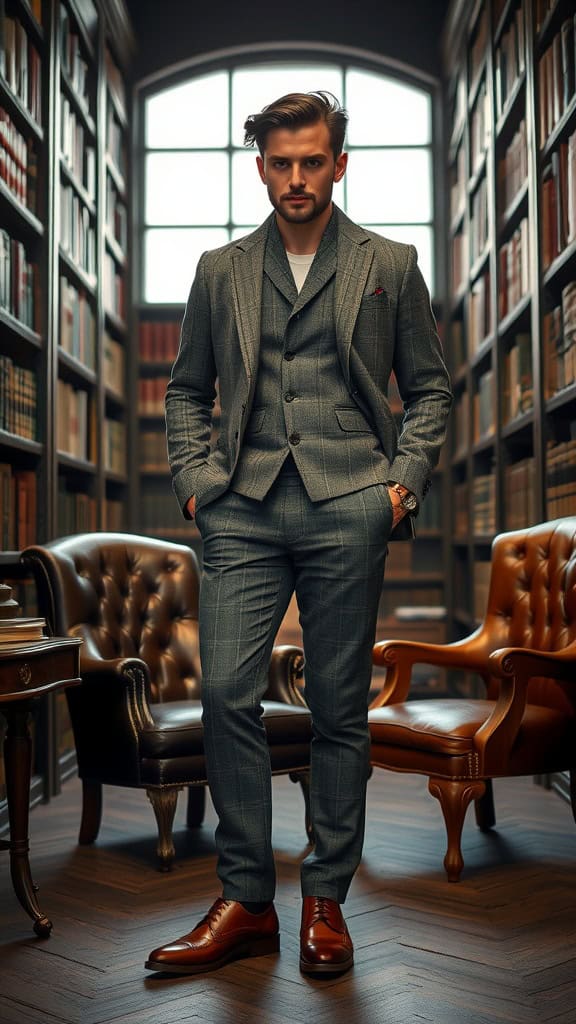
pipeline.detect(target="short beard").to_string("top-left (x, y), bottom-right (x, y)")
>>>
top-left (268, 187), bottom-right (332, 225)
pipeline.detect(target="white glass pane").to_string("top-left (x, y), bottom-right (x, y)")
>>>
top-left (346, 70), bottom-right (431, 146)
top-left (346, 149), bottom-right (431, 223)
top-left (145, 72), bottom-right (229, 149)
top-left (144, 227), bottom-right (229, 303)
top-left (232, 65), bottom-right (343, 147)
top-left (232, 151), bottom-right (275, 225)
top-left (364, 224), bottom-right (434, 295)
top-left (146, 153), bottom-right (229, 225)
top-left (231, 226), bottom-right (258, 240)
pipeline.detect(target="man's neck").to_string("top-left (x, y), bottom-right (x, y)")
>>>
top-left (275, 203), bottom-right (333, 255)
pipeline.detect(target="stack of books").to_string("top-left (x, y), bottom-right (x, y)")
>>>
top-left (0, 615), bottom-right (46, 643)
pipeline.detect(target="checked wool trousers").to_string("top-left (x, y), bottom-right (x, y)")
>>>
top-left (194, 456), bottom-right (393, 904)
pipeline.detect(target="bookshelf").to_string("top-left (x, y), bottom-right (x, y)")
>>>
top-left (0, 0), bottom-right (134, 825)
top-left (442, 0), bottom-right (576, 713)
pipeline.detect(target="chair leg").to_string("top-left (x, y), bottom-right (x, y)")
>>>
top-left (186, 786), bottom-right (206, 828)
top-left (78, 779), bottom-right (103, 845)
top-left (428, 777), bottom-right (486, 882)
top-left (290, 770), bottom-right (314, 844)
top-left (147, 786), bottom-right (182, 872)
top-left (474, 778), bottom-right (496, 832)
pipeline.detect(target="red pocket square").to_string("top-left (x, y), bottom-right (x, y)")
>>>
top-left (372, 287), bottom-right (384, 295)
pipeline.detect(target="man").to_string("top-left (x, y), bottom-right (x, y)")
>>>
top-left (146, 91), bottom-right (452, 978)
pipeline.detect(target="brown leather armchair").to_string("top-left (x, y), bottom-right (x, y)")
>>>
top-left (368, 518), bottom-right (576, 882)
top-left (22, 533), bottom-right (311, 870)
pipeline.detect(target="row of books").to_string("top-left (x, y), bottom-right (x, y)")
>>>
top-left (0, 462), bottom-right (37, 549)
top-left (494, 0), bottom-right (526, 119)
top-left (546, 437), bottom-right (576, 518)
top-left (469, 270), bottom-right (491, 353)
top-left (61, 95), bottom-right (96, 197)
top-left (139, 320), bottom-right (181, 362)
top-left (504, 456), bottom-right (538, 530)
top-left (0, 5), bottom-right (42, 125)
top-left (141, 488), bottom-right (189, 535)
top-left (498, 119), bottom-right (527, 218)
top-left (60, 275), bottom-right (96, 369)
top-left (469, 6), bottom-right (488, 88)
top-left (60, 183), bottom-right (96, 278)
top-left (0, 229), bottom-right (38, 330)
top-left (379, 586), bottom-right (444, 619)
top-left (0, 354), bottom-right (36, 440)
top-left (473, 367), bottom-right (495, 441)
top-left (0, 106), bottom-right (38, 212)
top-left (472, 472), bottom-right (496, 535)
top-left (59, 4), bottom-right (91, 114)
top-left (453, 394), bottom-right (469, 459)
top-left (473, 559), bottom-right (491, 622)
top-left (105, 46), bottom-right (126, 117)
top-left (543, 282), bottom-right (576, 399)
top-left (538, 15), bottom-right (576, 148)
top-left (470, 176), bottom-right (489, 265)
top-left (502, 332), bottom-right (533, 423)
top-left (498, 217), bottom-right (529, 320)
top-left (103, 417), bottom-right (126, 475)
top-left (106, 177), bottom-right (127, 252)
top-left (57, 483), bottom-right (96, 534)
top-left (541, 128), bottom-right (576, 269)
top-left (56, 379), bottom-right (92, 461)
top-left (451, 230), bottom-right (467, 294)
top-left (450, 144), bottom-right (465, 224)
top-left (140, 430), bottom-right (169, 472)
top-left (470, 79), bottom-right (490, 174)
top-left (103, 330), bottom-right (125, 397)
top-left (453, 480), bottom-right (469, 536)
top-left (138, 376), bottom-right (170, 417)
top-left (106, 105), bottom-right (126, 181)
top-left (103, 252), bottom-right (125, 321)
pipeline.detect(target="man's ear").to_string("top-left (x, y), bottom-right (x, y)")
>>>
top-left (334, 151), bottom-right (348, 182)
top-left (256, 155), bottom-right (266, 184)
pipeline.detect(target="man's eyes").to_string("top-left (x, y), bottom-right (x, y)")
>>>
top-left (271, 159), bottom-right (323, 169)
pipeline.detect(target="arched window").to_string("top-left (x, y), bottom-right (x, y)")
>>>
top-left (140, 52), bottom-right (436, 304)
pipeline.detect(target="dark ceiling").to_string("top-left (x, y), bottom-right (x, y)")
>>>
top-left (124, 1), bottom-right (453, 83)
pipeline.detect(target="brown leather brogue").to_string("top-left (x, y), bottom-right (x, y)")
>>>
top-left (145, 898), bottom-right (279, 975)
top-left (300, 896), bottom-right (354, 975)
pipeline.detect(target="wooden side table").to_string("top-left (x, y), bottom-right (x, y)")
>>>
top-left (0, 637), bottom-right (82, 936)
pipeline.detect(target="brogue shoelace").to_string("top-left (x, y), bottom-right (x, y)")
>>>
top-left (201, 898), bottom-right (231, 930)
top-left (308, 898), bottom-right (337, 928)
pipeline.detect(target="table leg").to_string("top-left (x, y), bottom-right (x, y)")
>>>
top-left (4, 703), bottom-right (52, 937)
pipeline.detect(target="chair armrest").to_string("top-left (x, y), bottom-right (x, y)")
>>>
top-left (370, 628), bottom-right (492, 706)
top-left (474, 642), bottom-right (576, 771)
top-left (264, 645), bottom-right (306, 706)
top-left (79, 653), bottom-right (155, 730)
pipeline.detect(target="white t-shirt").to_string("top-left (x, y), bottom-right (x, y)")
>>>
top-left (286, 251), bottom-right (316, 293)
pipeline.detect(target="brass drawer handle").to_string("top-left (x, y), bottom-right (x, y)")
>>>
top-left (18, 664), bottom-right (32, 687)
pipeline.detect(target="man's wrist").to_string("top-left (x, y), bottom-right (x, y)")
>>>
top-left (387, 481), bottom-right (418, 513)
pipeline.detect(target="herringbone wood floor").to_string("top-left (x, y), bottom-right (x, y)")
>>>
top-left (0, 770), bottom-right (575, 1024)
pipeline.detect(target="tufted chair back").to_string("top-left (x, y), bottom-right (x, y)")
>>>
top-left (481, 519), bottom-right (576, 713)
top-left (24, 533), bottom-right (202, 703)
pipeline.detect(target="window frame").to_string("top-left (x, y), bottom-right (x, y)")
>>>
top-left (135, 41), bottom-right (444, 306)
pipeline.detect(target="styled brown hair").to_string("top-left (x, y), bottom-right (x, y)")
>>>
top-left (243, 91), bottom-right (348, 159)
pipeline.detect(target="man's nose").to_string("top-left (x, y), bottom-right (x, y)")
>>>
top-left (289, 163), bottom-right (305, 188)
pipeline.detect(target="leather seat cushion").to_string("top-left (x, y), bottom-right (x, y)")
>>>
top-left (141, 700), bottom-right (312, 759)
top-left (368, 699), bottom-right (572, 759)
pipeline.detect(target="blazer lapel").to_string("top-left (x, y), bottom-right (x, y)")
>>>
top-left (334, 207), bottom-right (374, 385)
top-left (231, 217), bottom-right (271, 380)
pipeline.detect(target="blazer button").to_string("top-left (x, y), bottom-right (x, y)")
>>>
top-left (284, 350), bottom-right (295, 361)
top-left (289, 432), bottom-right (301, 445)
top-left (284, 391), bottom-right (295, 402)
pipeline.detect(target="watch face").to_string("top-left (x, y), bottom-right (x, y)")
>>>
top-left (402, 492), bottom-right (418, 512)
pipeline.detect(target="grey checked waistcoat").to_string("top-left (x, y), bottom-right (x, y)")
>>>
top-left (231, 214), bottom-right (390, 502)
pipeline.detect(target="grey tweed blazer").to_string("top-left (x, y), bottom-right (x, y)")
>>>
top-left (165, 206), bottom-right (452, 518)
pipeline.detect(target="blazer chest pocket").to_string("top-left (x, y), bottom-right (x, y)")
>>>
top-left (335, 407), bottom-right (373, 432)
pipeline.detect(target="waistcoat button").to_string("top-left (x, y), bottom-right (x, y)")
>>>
top-left (289, 432), bottom-right (301, 445)
top-left (284, 392), bottom-right (295, 402)
top-left (284, 350), bottom-right (295, 361)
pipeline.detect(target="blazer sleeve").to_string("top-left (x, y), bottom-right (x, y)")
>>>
top-left (387, 244), bottom-right (453, 500)
top-left (165, 253), bottom-right (218, 516)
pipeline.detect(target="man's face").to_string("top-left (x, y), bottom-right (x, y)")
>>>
top-left (256, 121), bottom-right (347, 225)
